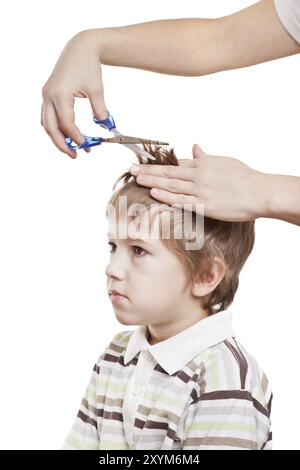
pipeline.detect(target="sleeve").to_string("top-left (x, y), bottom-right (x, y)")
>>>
top-left (62, 352), bottom-right (105, 450)
top-left (274, 0), bottom-right (300, 43)
top-left (182, 390), bottom-right (272, 450)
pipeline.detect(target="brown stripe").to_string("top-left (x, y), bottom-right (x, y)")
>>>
top-left (190, 388), bottom-right (198, 403)
top-left (189, 365), bottom-right (206, 404)
top-left (103, 410), bottom-right (123, 422)
top-left (183, 436), bottom-right (257, 450)
top-left (91, 409), bottom-right (122, 421)
top-left (166, 427), bottom-right (177, 440)
top-left (154, 364), bottom-right (169, 375)
top-left (81, 399), bottom-right (123, 420)
top-left (103, 353), bottom-right (138, 367)
top-left (192, 389), bottom-right (269, 418)
top-left (96, 395), bottom-right (124, 408)
top-left (134, 417), bottom-right (177, 440)
top-left (176, 370), bottom-right (190, 383)
top-left (77, 410), bottom-right (97, 429)
top-left (82, 399), bottom-right (98, 418)
top-left (261, 431), bottom-right (272, 449)
top-left (224, 340), bottom-right (248, 389)
top-left (233, 338), bottom-right (249, 386)
top-left (137, 404), bottom-right (181, 424)
top-left (176, 370), bottom-right (194, 384)
top-left (267, 394), bottom-right (273, 417)
top-left (103, 353), bottom-right (119, 363)
top-left (119, 354), bottom-right (138, 367)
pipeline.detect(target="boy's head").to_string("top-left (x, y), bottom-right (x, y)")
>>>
top-left (105, 146), bottom-right (255, 328)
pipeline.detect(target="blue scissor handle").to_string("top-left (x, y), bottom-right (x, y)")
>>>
top-left (65, 112), bottom-right (116, 150)
top-left (65, 135), bottom-right (102, 150)
top-left (93, 112), bottom-right (116, 131)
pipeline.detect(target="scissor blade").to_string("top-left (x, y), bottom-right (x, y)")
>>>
top-left (104, 135), bottom-right (168, 145)
top-left (110, 129), bottom-right (168, 161)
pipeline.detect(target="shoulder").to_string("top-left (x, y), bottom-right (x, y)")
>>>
top-left (94, 329), bottom-right (134, 368)
top-left (193, 337), bottom-right (272, 412)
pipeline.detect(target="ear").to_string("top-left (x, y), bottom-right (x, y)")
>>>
top-left (191, 257), bottom-right (226, 297)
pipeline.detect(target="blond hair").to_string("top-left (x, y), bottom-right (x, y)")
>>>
top-left (107, 145), bottom-right (255, 315)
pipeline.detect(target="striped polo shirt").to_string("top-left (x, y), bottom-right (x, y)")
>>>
top-left (63, 309), bottom-right (272, 450)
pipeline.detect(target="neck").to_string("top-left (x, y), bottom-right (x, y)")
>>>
top-left (147, 308), bottom-right (209, 345)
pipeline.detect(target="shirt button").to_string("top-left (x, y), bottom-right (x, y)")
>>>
top-left (133, 387), bottom-right (143, 396)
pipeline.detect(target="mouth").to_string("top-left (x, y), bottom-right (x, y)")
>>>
top-left (108, 289), bottom-right (128, 302)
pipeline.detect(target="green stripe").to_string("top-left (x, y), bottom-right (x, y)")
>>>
top-left (98, 379), bottom-right (127, 394)
top-left (99, 440), bottom-right (130, 450)
top-left (144, 390), bottom-right (187, 408)
top-left (185, 421), bottom-right (256, 434)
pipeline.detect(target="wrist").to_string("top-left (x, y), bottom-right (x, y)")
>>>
top-left (77, 28), bottom-right (114, 62)
top-left (258, 174), bottom-right (300, 225)
top-left (254, 173), bottom-right (297, 222)
top-left (249, 171), bottom-right (274, 220)
top-left (73, 28), bottom-right (109, 61)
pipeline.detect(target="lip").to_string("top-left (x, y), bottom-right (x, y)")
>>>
top-left (110, 293), bottom-right (127, 303)
top-left (109, 289), bottom-right (128, 302)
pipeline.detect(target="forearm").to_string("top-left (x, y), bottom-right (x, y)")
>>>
top-left (87, 19), bottom-right (223, 77)
top-left (82, 0), bottom-right (299, 77)
top-left (259, 174), bottom-right (300, 226)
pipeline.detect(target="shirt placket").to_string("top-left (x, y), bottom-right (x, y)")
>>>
top-left (122, 348), bottom-right (155, 448)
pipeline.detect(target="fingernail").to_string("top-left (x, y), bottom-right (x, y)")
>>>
top-left (130, 164), bottom-right (140, 175)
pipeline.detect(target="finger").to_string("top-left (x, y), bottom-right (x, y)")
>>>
top-left (53, 93), bottom-right (85, 147)
top-left (150, 188), bottom-right (203, 213)
top-left (177, 158), bottom-right (196, 167)
top-left (88, 87), bottom-right (108, 120)
top-left (192, 143), bottom-right (207, 159)
top-left (136, 174), bottom-right (196, 195)
top-left (130, 163), bottom-right (194, 181)
top-left (42, 100), bottom-right (77, 158)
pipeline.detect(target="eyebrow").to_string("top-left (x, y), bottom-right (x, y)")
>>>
top-left (106, 233), bottom-right (157, 245)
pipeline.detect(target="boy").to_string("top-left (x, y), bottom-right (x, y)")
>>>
top-left (63, 146), bottom-right (272, 450)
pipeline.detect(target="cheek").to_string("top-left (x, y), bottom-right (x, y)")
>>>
top-left (130, 255), bottom-right (188, 301)
top-left (134, 271), bottom-right (186, 306)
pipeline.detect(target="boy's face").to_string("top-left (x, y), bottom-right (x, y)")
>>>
top-left (105, 207), bottom-right (202, 328)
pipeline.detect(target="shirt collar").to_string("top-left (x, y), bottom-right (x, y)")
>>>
top-left (123, 309), bottom-right (235, 375)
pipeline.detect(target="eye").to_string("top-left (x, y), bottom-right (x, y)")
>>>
top-left (108, 241), bottom-right (148, 257)
top-left (108, 241), bottom-right (116, 253)
top-left (132, 245), bottom-right (147, 257)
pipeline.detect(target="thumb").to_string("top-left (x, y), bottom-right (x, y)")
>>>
top-left (192, 143), bottom-right (206, 159)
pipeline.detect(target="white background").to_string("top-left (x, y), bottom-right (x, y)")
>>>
top-left (0, 0), bottom-right (299, 450)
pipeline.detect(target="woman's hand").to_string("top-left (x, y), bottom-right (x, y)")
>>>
top-left (130, 144), bottom-right (268, 222)
top-left (41, 30), bottom-right (107, 159)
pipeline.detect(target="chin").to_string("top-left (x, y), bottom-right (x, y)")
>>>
top-left (114, 311), bottom-right (137, 326)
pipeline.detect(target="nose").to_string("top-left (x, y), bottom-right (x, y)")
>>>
top-left (105, 252), bottom-right (126, 280)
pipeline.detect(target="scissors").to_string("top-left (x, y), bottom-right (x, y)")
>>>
top-left (65, 112), bottom-right (168, 161)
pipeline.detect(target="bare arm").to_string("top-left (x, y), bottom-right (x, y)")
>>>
top-left (262, 174), bottom-right (300, 226)
top-left (129, 145), bottom-right (300, 227)
top-left (96, 0), bottom-right (299, 76)
top-left (42, 0), bottom-right (300, 158)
